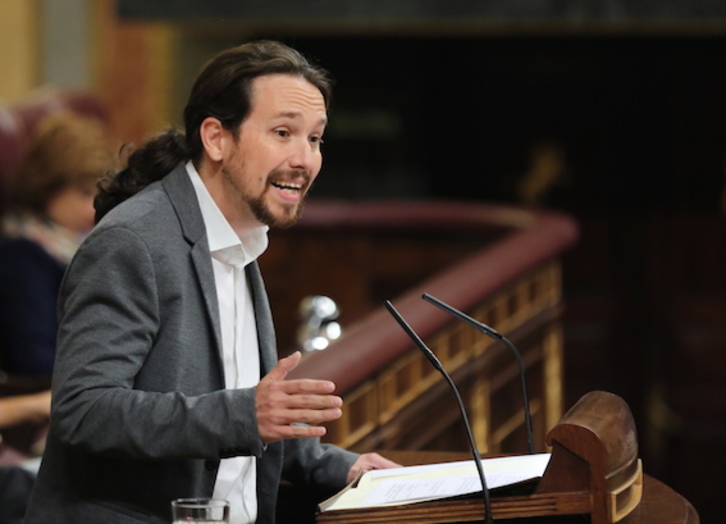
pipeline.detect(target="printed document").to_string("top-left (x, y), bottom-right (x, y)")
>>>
top-left (320, 453), bottom-right (551, 512)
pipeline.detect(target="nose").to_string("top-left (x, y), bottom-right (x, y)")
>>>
top-left (288, 138), bottom-right (321, 173)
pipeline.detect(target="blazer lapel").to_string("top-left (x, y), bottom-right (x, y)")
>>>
top-left (162, 164), bottom-right (225, 380)
top-left (162, 164), bottom-right (278, 380)
top-left (247, 262), bottom-right (277, 376)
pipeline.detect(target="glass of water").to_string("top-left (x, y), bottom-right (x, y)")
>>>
top-left (171, 498), bottom-right (229, 523)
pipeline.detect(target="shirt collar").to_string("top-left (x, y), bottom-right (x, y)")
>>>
top-left (186, 161), bottom-right (269, 267)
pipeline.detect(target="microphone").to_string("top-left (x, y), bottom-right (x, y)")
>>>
top-left (384, 300), bottom-right (493, 524)
top-left (421, 293), bottom-right (535, 455)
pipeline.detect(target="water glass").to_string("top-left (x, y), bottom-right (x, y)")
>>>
top-left (171, 498), bottom-right (230, 523)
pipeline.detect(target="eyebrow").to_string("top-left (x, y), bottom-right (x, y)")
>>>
top-left (275, 111), bottom-right (328, 126)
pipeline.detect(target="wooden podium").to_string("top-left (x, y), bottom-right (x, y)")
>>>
top-left (315, 391), bottom-right (699, 524)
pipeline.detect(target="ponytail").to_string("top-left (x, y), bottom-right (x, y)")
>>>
top-left (94, 129), bottom-right (189, 223)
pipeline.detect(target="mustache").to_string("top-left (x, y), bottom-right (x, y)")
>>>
top-left (268, 168), bottom-right (312, 185)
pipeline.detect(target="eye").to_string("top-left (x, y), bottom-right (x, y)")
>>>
top-left (274, 129), bottom-right (290, 138)
top-left (310, 136), bottom-right (324, 145)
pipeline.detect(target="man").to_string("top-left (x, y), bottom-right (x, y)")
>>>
top-left (25, 40), bottom-right (397, 524)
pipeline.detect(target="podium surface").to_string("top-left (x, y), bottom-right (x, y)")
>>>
top-left (313, 391), bottom-right (699, 524)
top-left (363, 450), bottom-right (699, 524)
top-left (279, 391), bottom-right (699, 524)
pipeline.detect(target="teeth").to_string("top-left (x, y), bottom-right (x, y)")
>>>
top-left (273, 182), bottom-right (302, 190)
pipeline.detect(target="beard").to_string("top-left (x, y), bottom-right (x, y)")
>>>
top-left (248, 185), bottom-right (306, 229)
top-left (222, 165), bottom-right (311, 229)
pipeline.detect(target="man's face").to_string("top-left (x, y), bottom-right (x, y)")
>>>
top-left (219, 73), bottom-right (327, 230)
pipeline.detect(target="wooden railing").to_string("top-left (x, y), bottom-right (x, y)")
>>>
top-left (262, 200), bottom-right (579, 455)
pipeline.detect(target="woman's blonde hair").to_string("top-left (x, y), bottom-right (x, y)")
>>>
top-left (6, 111), bottom-right (117, 213)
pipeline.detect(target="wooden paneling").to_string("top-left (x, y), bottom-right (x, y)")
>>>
top-left (0, 0), bottom-right (40, 103)
top-left (92, 0), bottom-right (177, 144)
top-left (270, 200), bottom-right (578, 455)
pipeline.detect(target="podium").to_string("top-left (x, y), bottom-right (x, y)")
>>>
top-left (314, 391), bottom-right (699, 524)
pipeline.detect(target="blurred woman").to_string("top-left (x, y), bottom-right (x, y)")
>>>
top-left (0, 111), bottom-right (116, 376)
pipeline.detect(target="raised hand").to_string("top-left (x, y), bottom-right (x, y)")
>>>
top-left (256, 351), bottom-right (343, 443)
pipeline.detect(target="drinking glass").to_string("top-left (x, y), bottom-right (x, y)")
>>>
top-left (171, 498), bottom-right (230, 523)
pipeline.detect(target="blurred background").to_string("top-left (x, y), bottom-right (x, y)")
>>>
top-left (1, 0), bottom-right (725, 521)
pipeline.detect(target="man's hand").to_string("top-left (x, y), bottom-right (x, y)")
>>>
top-left (256, 351), bottom-right (343, 444)
top-left (346, 453), bottom-right (402, 484)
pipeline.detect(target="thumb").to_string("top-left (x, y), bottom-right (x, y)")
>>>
top-left (266, 351), bottom-right (302, 382)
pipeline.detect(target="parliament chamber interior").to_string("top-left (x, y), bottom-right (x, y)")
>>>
top-left (1, 1), bottom-right (725, 522)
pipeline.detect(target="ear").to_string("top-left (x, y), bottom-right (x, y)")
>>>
top-left (199, 117), bottom-right (227, 162)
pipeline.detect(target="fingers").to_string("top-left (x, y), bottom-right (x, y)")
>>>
top-left (258, 405), bottom-right (341, 443)
top-left (276, 377), bottom-right (337, 397)
top-left (259, 392), bottom-right (342, 427)
top-left (257, 353), bottom-right (343, 444)
top-left (360, 453), bottom-right (401, 470)
top-left (264, 350), bottom-right (302, 382)
top-left (282, 425), bottom-right (328, 440)
top-left (346, 453), bottom-right (403, 483)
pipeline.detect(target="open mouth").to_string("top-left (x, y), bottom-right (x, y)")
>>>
top-left (271, 181), bottom-right (304, 194)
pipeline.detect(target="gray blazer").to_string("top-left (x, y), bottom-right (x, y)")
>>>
top-left (24, 164), bottom-right (356, 524)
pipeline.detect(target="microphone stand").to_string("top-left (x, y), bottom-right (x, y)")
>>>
top-left (422, 292), bottom-right (535, 455)
top-left (384, 300), bottom-right (493, 524)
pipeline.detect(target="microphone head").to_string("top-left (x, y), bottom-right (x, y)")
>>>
top-left (421, 293), bottom-right (502, 339)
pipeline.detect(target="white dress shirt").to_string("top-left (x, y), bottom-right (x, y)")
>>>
top-left (187, 162), bottom-right (269, 524)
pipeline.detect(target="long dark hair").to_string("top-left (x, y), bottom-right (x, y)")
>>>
top-left (94, 40), bottom-right (332, 222)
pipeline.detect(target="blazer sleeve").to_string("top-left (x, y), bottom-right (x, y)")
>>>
top-left (50, 224), bottom-right (264, 460)
top-left (282, 436), bottom-right (358, 494)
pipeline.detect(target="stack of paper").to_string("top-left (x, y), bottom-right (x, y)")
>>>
top-left (320, 453), bottom-right (551, 512)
